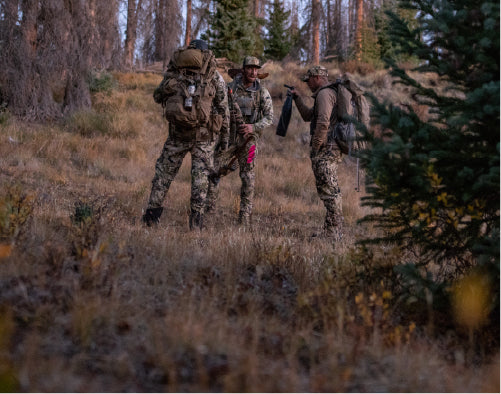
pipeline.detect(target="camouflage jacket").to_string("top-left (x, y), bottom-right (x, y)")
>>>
top-left (227, 74), bottom-right (273, 145)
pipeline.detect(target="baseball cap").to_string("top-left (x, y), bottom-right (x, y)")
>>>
top-left (301, 65), bottom-right (328, 81)
top-left (242, 56), bottom-right (261, 68)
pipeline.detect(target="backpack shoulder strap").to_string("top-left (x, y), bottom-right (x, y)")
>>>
top-left (318, 82), bottom-right (338, 93)
top-left (200, 50), bottom-right (217, 80)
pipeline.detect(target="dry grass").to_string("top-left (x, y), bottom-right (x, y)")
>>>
top-left (0, 66), bottom-right (498, 392)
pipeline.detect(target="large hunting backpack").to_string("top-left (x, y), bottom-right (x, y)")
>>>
top-left (153, 47), bottom-right (222, 134)
top-left (327, 76), bottom-right (370, 155)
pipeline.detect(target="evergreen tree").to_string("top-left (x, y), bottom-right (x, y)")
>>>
top-left (264, 0), bottom-right (291, 60)
top-left (360, 0), bottom-right (500, 274)
top-left (374, 1), bottom-right (418, 65)
top-left (202, 0), bottom-right (262, 62)
top-left (359, 23), bottom-right (381, 65)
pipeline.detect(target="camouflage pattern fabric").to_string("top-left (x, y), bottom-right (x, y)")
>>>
top-left (294, 81), bottom-right (344, 238)
top-left (310, 146), bottom-right (344, 238)
top-left (228, 74), bottom-right (273, 143)
top-left (236, 140), bottom-right (258, 218)
top-left (147, 137), bottom-right (216, 214)
top-left (206, 74), bottom-right (273, 220)
top-left (146, 58), bottom-right (229, 223)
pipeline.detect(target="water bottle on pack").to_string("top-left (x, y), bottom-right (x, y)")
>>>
top-left (184, 84), bottom-right (196, 111)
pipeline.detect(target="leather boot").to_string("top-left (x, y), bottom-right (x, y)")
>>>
top-left (189, 210), bottom-right (204, 230)
top-left (142, 207), bottom-right (163, 226)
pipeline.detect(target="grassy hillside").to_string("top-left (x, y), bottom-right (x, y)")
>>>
top-left (0, 64), bottom-right (498, 392)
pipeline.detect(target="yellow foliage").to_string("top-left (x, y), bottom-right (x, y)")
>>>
top-left (0, 244), bottom-right (12, 259)
top-left (452, 272), bottom-right (491, 330)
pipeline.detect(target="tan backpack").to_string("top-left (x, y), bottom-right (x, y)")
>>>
top-left (328, 76), bottom-right (370, 154)
top-left (154, 48), bottom-right (222, 133)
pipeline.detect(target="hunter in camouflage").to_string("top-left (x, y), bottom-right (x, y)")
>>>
top-left (206, 56), bottom-right (273, 225)
top-left (289, 65), bottom-right (344, 240)
top-left (142, 39), bottom-right (229, 230)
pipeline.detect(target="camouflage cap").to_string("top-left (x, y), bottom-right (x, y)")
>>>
top-left (301, 65), bottom-right (328, 82)
top-left (242, 56), bottom-right (261, 68)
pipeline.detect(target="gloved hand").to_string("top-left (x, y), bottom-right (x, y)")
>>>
top-left (287, 88), bottom-right (298, 99)
top-left (312, 130), bottom-right (328, 153)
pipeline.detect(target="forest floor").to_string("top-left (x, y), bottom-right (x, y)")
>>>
top-left (0, 63), bottom-right (499, 392)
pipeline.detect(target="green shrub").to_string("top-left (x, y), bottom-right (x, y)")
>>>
top-left (88, 71), bottom-right (116, 94)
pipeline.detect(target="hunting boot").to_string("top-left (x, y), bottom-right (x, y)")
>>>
top-left (323, 200), bottom-right (344, 241)
top-left (189, 209), bottom-right (204, 231)
top-left (142, 207), bottom-right (163, 227)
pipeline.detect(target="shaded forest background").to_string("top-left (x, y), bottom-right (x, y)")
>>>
top-left (0, 0), bottom-right (402, 120)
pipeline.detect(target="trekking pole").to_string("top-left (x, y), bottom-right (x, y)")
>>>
top-left (355, 157), bottom-right (360, 192)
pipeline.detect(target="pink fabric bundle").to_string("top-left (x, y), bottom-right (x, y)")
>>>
top-left (247, 145), bottom-right (256, 163)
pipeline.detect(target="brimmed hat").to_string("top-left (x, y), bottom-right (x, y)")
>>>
top-left (301, 65), bottom-right (328, 81)
top-left (242, 56), bottom-right (261, 68)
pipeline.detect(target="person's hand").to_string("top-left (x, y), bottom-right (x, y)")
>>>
top-left (238, 123), bottom-right (253, 137)
top-left (287, 88), bottom-right (298, 99)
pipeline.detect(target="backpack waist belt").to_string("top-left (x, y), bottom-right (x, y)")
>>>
top-left (171, 125), bottom-right (212, 142)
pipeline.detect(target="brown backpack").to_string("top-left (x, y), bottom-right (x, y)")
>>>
top-left (326, 76), bottom-right (370, 155)
top-left (155, 48), bottom-right (222, 133)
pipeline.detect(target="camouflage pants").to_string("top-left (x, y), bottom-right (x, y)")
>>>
top-left (206, 141), bottom-right (256, 219)
top-left (147, 136), bottom-right (216, 214)
top-left (310, 145), bottom-right (344, 234)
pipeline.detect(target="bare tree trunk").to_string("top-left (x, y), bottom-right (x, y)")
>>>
top-left (355, 0), bottom-right (363, 61)
top-left (1, 0), bottom-right (19, 45)
top-left (0, 0), bottom-right (104, 119)
top-left (63, 0), bottom-right (91, 114)
top-left (326, 0), bottom-right (332, 53)
top-left (189, 0), bottom-right (211, 39)
top-left (254, 0), bottom-right (260, 17)
top-left (348, 0), bottom-right (354, 50)
top-left (184, 0), bottom-right (192, 46)
top-left (93, 0), bottom-right (121, 68)
top-left (155, 0), bottom-right (166, 65)
top-left (21, 0), bottom-right (38, 56)
top-left (154, 0), bottom-right (181, 67)
top-left (336, 0), bottom-right (346, 58)
top-left (124, 0), bottom-right (142, 69)
top-left (312, 0), bottom-right (320, 64)
top-left (14, 1), bottom-right (59, 119)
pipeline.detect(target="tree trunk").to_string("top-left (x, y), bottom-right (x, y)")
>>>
top-left (21, 0), bottom-right (38, 56)
top-left (326, 0), bottom-right (332, 53)
top-left (184, 0), bottom-right (192, 46)
top-left (254, 0), bottom-right (260, 18)
top-left (355, 0), bottom-right (363, 61)
top-left (312, 0), bottom-right (320, 64)
top-left (155, 0), bottom-right (166, 64)
top-left (63, 0), bottom-right (91, 114)
top-left (349, 0), bottom-right (354, 49)
top-left (154, 0), bottom-right (181, 67)
top-left (1, 0), bottom-right (19, 43)
top-left (124, 0), bottom-right (141, 69)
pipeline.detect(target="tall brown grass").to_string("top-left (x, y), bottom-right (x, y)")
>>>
top-left (0, 66), bottom-right (498, 392)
